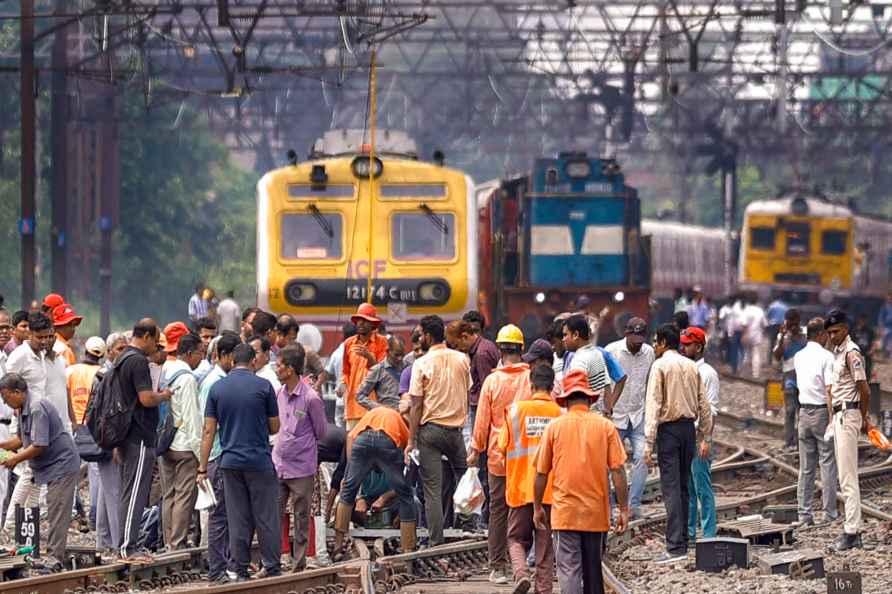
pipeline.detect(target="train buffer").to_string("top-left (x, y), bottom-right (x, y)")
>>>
top-left (717, 514), bottom-right (796, 547)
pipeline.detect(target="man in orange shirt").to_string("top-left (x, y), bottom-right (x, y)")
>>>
top-left (52, 303), bottom-right (82, 367)
top-left (533, 369), bottom-right (629, 594)
top-left (334, 397), bottom-right (416, 553)
top-left (467, 324), bottom-right (530, 586)
top-left (498, 365), bottom-right (561, 594)
top-left (341, 304), bottom-right (388, 429)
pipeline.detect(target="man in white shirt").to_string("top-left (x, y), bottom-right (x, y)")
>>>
top-left (793, 318), bottom-right (839, 526)
top-left (216, 291), bottom-right (241, 334)
top-left (741, 295), bottom-right (767, 379)
top-left (325, 324), bottom-right (357, 428)
top-left (719, 296), bottom-right (745, 374)
top-left (250, 336), bottom-right (281, 392)
top-left (605, 317), bottom-right (654, 519)
top-left (159, 333), bottom-right (206, 550)
top-left (680, 327), bottom-right (719, 540)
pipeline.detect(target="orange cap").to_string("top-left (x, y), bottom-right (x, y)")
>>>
top-left (43, 293), bottom-right (64, 310)
top-left (52, 303), bottom-right (83, 327)
top-left (558, 369), bottom-right (598, 404)
top-left (351, 303), bottom-right (381, 324)
top-left (162, 321), bottom-right (190, 353)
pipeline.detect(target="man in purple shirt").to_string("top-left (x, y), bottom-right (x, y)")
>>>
top-left (458, 312), bottom-right (500, 430)
top-left (272, 344), bottom-right (327, 572)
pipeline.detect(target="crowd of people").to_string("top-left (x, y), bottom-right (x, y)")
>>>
top-left (0, 285), bottom-right (880, 593)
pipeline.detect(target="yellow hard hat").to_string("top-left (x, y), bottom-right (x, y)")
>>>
top-left (496, 324), bottom-right (524, 345)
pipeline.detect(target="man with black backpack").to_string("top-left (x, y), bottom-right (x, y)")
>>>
top-left (108, 320), bottom-right (171, 564)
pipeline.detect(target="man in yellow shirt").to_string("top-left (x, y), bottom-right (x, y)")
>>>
top-left (498, 365), bottom-right (561, 594)
top-left (533, 369), bottom-right (629, 594)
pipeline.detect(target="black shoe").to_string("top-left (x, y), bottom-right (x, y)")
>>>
top-left (210, 574), bottom-right (231, 584)
top-left (831, 532), bottom-right (862, 552)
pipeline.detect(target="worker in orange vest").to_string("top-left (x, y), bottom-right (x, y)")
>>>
top-left (497, 365), bottom-right (562, 594)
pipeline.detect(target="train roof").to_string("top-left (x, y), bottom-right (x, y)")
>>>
top-left (309, 128), bottom-right (418, 159)
top-left (641, 219), bottom-right (729, 239)
top-left (744, 195), bottom-right (852, 218)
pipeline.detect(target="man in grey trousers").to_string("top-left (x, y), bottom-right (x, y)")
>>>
top-left (199, 343), bottom-right (281, 582)
top-left (793, 318), bottom-right (839, 525)
top-left (0, 373), bottom-right (80, 568)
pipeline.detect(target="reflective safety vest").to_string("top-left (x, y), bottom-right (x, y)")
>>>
top-left (501, 392), bottom-right (562, 508)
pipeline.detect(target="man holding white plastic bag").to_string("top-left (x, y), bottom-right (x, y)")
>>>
top-left (405, 315), bottom-right (471, 546)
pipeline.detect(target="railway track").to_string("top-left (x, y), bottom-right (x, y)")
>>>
top-left (1, 373), bottom-right (887, 594)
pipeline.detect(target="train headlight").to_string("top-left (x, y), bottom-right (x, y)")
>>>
top-left (285, 282), bottom-right (317, 304)
top-left (565, 161), bottom-right (591, 178)
top-left (418, 281), bottom-right (451, 305)
top-left (534, 292), bottom-right (546, 304)
top-left (351, 156), bottom-right (383, 179)
top-left (614, 291), bottom-right (625, 303)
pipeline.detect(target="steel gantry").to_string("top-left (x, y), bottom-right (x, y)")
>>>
top-left (5, 0), bottom-right (892, 308)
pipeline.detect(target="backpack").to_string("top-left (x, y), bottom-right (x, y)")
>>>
top-left (155, 369), bottom-right (191, 456)
top-left (84, 350), bottom-right (140, 450)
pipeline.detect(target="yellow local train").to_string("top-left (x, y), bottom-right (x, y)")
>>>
top-left (256, 129), bottom-right (477, 351)
top-left (739, 193), bottom-right (892, 306)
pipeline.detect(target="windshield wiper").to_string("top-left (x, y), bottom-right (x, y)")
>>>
top-left (419, 203), bottom-right (448, 235)
top-left (308, 204), bottom-right (334, 238)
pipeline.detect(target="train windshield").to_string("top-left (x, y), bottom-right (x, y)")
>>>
top-left (785, 221), bottom-right (811, 256)
top-left (392, 213), bottom-right (455, 260)
top-left (750, 227), bottom-right (775, 250)
top-left (280, 213), bottom-right (343, 259)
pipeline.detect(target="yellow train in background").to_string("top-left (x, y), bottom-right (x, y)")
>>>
top-left (256, 129), bottom-right (477, 352)
top-left (739, 193), bottom-right (892, 306)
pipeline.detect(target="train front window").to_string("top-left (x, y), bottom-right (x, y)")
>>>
top-left (392, 213), bottom-right (455, 260)
top-left (750, 227), bottom-right (775, 251)
top-left (821, 230), bottom-right (848, 255)
top-left (785, 222), bottom-right (811, 256)
top-left (280, 213), bottom-right (343, 260)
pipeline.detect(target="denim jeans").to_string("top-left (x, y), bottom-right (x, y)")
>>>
top-left (616, 419), bottom-right (647, 512)
top-left (340, 430), bottom-right (417, 523)
top-left (687, 454), bottom-right (715, 540)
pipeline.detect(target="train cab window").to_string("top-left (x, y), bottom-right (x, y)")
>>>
top-left (750, 227), bottom-right (776, 251)
top-left (821, 230), bottom-right (848, 255)
top-left (392, 213), bottom-right (455, 260)
top-left (280, 213), bottom-right (343, 259)
top-left (785, 222), bottom-right (811, 256)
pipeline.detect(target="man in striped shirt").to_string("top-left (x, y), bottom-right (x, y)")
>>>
top-left (564, 315), bottom-right (614, 408)
top-left (188, 284), bottom-right (209, 322)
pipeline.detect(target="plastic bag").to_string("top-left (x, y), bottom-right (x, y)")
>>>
top-left (453, 467), bottom-right (485, 515)
top-left (823, 421), bottom-right (834, 443)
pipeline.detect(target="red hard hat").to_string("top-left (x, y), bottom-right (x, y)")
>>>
top-left (351, 303), bottom-right (381, 324)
